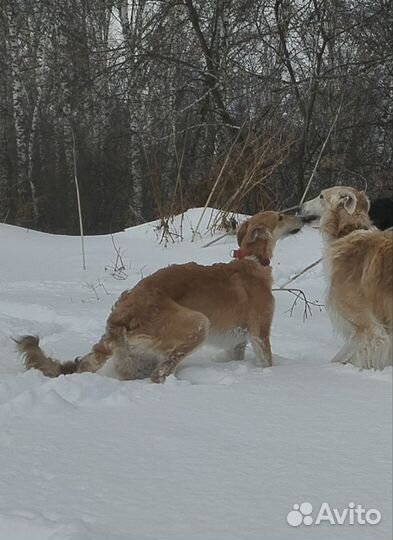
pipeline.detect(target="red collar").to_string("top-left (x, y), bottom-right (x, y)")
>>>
top-left (232, 248), bottom-right (270, 267)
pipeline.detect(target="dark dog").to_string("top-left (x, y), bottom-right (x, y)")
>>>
top-left (369, 198), bottom-right (393, 230)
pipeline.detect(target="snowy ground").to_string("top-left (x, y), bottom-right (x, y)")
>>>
top-left (0, 209), bottom-right (391, 540)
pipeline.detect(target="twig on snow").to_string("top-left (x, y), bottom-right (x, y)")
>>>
top-left (105, 235), bottom-right (128, 280)
top-left (280, 258), bottom-right (323, 289)
top-left (273, 287), bottom-right (324, 321)
top-left (202, 232), bottom-right (230, 248)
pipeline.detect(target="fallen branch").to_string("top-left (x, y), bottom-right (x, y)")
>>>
top-left (273, 287), bottom-right (324, 321)
top-left (280, 204), bottom-right (300, 214)
top-left (202, 232), bottom-right (230, 248)
top-left (279, 258), bottom-right (322, 289)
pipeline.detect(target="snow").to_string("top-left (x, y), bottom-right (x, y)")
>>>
top-left (0, 208), bottom-right (391, 540)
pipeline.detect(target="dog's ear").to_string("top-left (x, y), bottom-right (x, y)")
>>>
top-left (237, 220), bottom-right (249, 246)
top-left (248, 225), bottom-right (271, 243)
top-left (359, 191), bottom-right (371, 213)
top-left (331, 191), bottom-right (357, 215)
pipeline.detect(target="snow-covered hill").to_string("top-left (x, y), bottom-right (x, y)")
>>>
top-left (0, 209), bottom-right (391, 540)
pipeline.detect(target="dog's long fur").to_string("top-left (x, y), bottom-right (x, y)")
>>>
top-left (299, 186), bottom-right (393, 369)
top-left (16, 211), bottom-right (303, 383)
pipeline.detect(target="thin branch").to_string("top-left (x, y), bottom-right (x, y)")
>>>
top-left (280, 258), bottom-right (322, 289)
top-left (192, 124), bottom-right (244, 241)
top-left (71, 126), bottom-right (86, 271)
top-left (273, 287), bottom-right (324, 322)
top-left (202, 232), bottom-right (230, 248)
top-left (104, 235), bottom-right (128, 280)
top-left (280, 204), bottom-right (300, 214)
top-left (299, 89), bottom-right (346, 205)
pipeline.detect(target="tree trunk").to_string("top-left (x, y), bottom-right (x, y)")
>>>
top-left (6, 5), bottom-right (27, 203)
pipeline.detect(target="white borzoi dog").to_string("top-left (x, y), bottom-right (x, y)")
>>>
top-left (299, 186), bottom-right (392, 370)
top-left (16, 211), bottom-right (303, 382)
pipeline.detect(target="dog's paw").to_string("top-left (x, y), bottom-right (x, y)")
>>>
top-left (150, 370), bottom-right (166, 384)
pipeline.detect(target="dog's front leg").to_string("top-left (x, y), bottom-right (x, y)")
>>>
top-left (250, 335), bottom-right (272, 367)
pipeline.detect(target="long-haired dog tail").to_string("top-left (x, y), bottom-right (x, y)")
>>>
top-left (14, 335), bottom-right (80, 377)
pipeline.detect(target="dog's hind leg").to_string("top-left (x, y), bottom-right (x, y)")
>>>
top-left (332, 325), bottom-right (392, 369)
top-left (227, 342), bottom-right (247, 361)
top-left (113, 346), bottom-right (161, 380)
top-left (150, 308), bottom-right (209, 383)
top-left (74, 338), bottom-right (113, 373)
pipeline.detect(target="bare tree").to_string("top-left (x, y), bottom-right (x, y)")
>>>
top-left (0, 0), bottom-right (391, 233)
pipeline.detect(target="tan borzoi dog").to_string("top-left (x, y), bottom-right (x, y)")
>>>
top-left (16, 211), bottom-right (303, 383)
top-left (299, 186), bottom-right (392, 369)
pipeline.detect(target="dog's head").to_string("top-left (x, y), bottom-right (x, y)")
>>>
top-left (298, 186), bottom-right (370, 220)
top-left (237, 211), bottom-right (303, 259)
top-left (298, 186), bottom-right (372, 240)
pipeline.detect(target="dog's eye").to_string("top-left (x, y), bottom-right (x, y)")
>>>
top-left (278, 214), bottom-right (283, 221)
top-left (319, 194), bottom-right (324, 199)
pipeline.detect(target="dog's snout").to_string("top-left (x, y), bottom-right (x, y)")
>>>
top-left (297, 203), bottom-right (309, 218)
top-left (301, 215), bottom-right (313, 223)
top-left (284, 214), bottom-right (304, 235)
top-left (294, 214), bottom-right (305, 227)
top-left (297, 201), bottom-right (320, 222)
